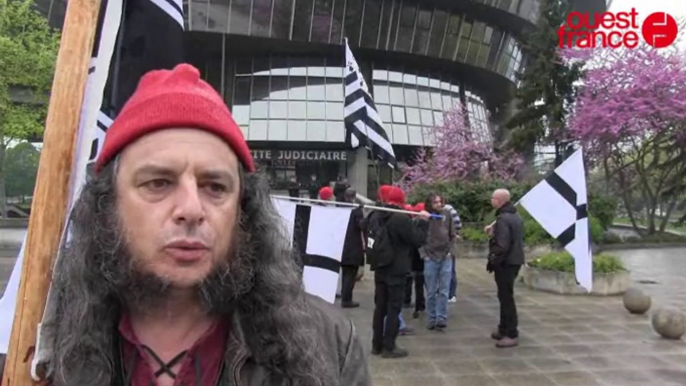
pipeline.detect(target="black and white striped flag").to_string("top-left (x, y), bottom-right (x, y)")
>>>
top-left (272, 199), bottom-right (353, 303)
top-left (0, 0), bottom-right (185, 369)
top-left (343, 39), bottom-right (397, 168)
top-left (519, 149), bottom-right (593, 292)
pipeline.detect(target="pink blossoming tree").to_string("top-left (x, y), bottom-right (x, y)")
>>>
top-left (565, 43), bottom-right (686, 234)
top-left (401, 104), bottom-right (522, 191)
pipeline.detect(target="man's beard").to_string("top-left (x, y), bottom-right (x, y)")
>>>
top-left (110, 229), bottom-right (255, 317)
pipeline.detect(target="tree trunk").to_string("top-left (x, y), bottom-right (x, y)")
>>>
top-left (0, 142), bottom-right (7, 218)
top-left (659, 200), bottom-right (677, 233)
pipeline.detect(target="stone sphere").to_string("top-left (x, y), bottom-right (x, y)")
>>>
top-left (652, 307), bottom-right (686, 340)
top-left (623, 287), bottom-right (651, 314)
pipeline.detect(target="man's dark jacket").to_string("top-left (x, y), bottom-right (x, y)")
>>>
top-left (366, 207), bottom-right (425, 276)
top-left (107, 294), bottom-right (370, 386)
top-left (488, 201), bottom-right (525, 266)
top-left (341, 206), bottom-right (365, 267)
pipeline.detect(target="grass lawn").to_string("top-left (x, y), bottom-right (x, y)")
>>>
top-left (614, 217), bottom-right (686, 234)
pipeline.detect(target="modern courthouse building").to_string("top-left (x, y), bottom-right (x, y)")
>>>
top-left (36, 0), bottom-right (607, 197)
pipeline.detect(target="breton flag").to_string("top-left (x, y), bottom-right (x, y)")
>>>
top-left (343, 39), bottom-right (397, 168)
top-left (272, 198), bottom-right (352, 303)
top-left (0, 0), bottom-right (184, 368)
top-left (519, 148), bottom-right (593, 292)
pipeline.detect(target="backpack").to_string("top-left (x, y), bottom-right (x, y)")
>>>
top-left (365, 212), bottom-right (395, 270)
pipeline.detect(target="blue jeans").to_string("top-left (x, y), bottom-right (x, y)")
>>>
top-left (449, 255), bottom-right (457, 298)
top-left (384, 312), bottom-right (406, 331)
top-left (424, 257), bottom-right (452, 325)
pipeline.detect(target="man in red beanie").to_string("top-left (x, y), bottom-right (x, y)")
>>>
top-left (41, 64), bottom-right (369, 386)
top-left (365, 186), bottom-right (429, 358)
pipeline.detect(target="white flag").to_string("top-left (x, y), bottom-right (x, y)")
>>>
top-left (519, 149), bottom-right (592, 292)
top-left (272, 198), bottom-right (352, 303)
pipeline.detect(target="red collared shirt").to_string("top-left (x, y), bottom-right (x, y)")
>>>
top-left (118, 314), bottom-right (229, 386)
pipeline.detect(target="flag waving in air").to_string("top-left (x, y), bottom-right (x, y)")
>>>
top-left (343, 39), bottom-right (397, 169)
top-left (518, 149), bottom-right (592, 291)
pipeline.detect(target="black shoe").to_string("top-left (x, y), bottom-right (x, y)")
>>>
top-left (381, 347), bottom-right (408, 358)
top-left (491, 330), bottom-right (503, 340)
top-left (341, 301), bottom-right (359, 308)
top-left (371, 347), bottom-right (382, 356)
top-left (436, 321), bottom-right (447, 330)
top-left (412, 311), bottom-right (420, 319)
top-left (427, 323), bottom-right (436, 330)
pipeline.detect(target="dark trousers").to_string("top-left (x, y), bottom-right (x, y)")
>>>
top-left (494, 264), bottom-right (521, 338)
top-left (404, 272), bottom-right (425, 312)
top-left (372, 273), bottom-right (405, 351)
top-left (341, 265), bottom-right (359, 303)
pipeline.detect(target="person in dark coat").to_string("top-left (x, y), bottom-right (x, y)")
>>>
top-left (370, 187), bottom-right (429, 358)
top-left (487, 188), bottom-right (525, 348)
top-left (306, 174), bottom-right (320, 199)
top-left (287, 176), bottom-right (300, 198)
top-left (333, 176), bottom-right (350, 202)
top-left (340, 188), bottom-right (365, 308)
top-left (408, 203), bottom-right (427, 319)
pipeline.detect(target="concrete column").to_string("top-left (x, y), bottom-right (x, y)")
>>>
top-left (346, 147), bottom-right (368, 197)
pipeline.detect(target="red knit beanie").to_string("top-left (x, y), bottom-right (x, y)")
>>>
top-left (378, 185), bottom-right (392, 203)
top-left (386, 187), bottom-right (405, 206)
top-left (319, 186), bottom-right (334, 200)
top-left (95, 63), bottom-right (255, 173)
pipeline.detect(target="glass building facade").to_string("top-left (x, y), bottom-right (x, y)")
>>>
top-left (33, 0), bottom-right (606, 195)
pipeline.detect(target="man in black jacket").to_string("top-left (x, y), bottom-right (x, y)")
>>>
top-left (369, 187), bottom-right (429, 358)
top-left (340, 188), bottom-right (365, 308)
top-left (487, 189), bottom-right (525, 348)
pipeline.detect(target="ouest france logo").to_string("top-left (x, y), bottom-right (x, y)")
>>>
top-left (558, 8), bottom-right (679, 49)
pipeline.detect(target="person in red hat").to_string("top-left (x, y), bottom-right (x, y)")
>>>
top-left (42, 64), bottom-right (369, 386)
top-left (366, 186), bottom-right (429, 359)
top-left (319, 186), bottom-right (334, 201)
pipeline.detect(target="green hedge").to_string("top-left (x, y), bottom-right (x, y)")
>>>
top-left (459, 209), bottom-right (604, 246)
top-left (528, 251), bottom-right (626, 274)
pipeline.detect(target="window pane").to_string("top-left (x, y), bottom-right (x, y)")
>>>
top-left (431, 92), bottom-right (443, 110)
top-left (232, 105), bottom-right (250, 125)
top-left (420, 109), bottom-right (433, 126)
top-left (389, 86), bottom-right (404, 105)
top-left (251, 0), bottom-right (272, 37)
top-left (428, 10), bottom-right (448, 57)
top-left (229, 0), bottom-right (251, 35)
top-left (326, 82), bottom-right (344, 101)
top-left (268, 119), bottom-right (288, 140)
top-left (288, 120), bottom-right (307, 140)
top-left (251, 100), bottom-right (269, 119)
top-left (404, 88), bottom-right (418, 107)
top-left (418, 90), bottom-right (431, 109)
top-left (361, 0), bottom-right (381, 48)
top-left (272, 0), bottom-right (293, 38)
top-left (307, 120), bottom-right (327, 141)
top-left (270, 76), bottom-right (289, 100)
top-left (289, 101), bottom-right (307, 119)
top-left (249, 120), bottom-right (268, 140)
top-left (308, 101), bottom-right (327, 119)
top-left (406, 107), bottom-right (420, 125)
top-left (270, 101), bottom-right (288, 119)
top-left (392, 106), bottom-right (406, 123)
top-left (392, 124), bottom-right (409, 145)
top-left (289, 77), bottom-right (307, 100)
top-left (326, 100), bottom-right (344, 120)
top-left (293, 0), bottom-right (314, 41)
top-left (312, 0), bottom-right (333, 43)
top-left (407, 125), bottom-right (423, 145)
top-left (308, 83), bottom-right (326, 100)
top-left (344, 0), bottom-right (363, 46)
top-left (330, 0), bottom-right (345, 44)
top-left (377, 104), bottom-right (391, 123)
top-left (395, 2), bottom-right (415, 52)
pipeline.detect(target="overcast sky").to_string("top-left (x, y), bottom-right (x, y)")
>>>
top-left (609, 0), bottom-right (686, 50)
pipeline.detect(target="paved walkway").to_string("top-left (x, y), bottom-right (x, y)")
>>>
top-left (343, 249), bottom-right (686, 386)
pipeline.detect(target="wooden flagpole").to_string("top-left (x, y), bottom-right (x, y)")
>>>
top-left (1, 0), bottom-right (102, 384)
